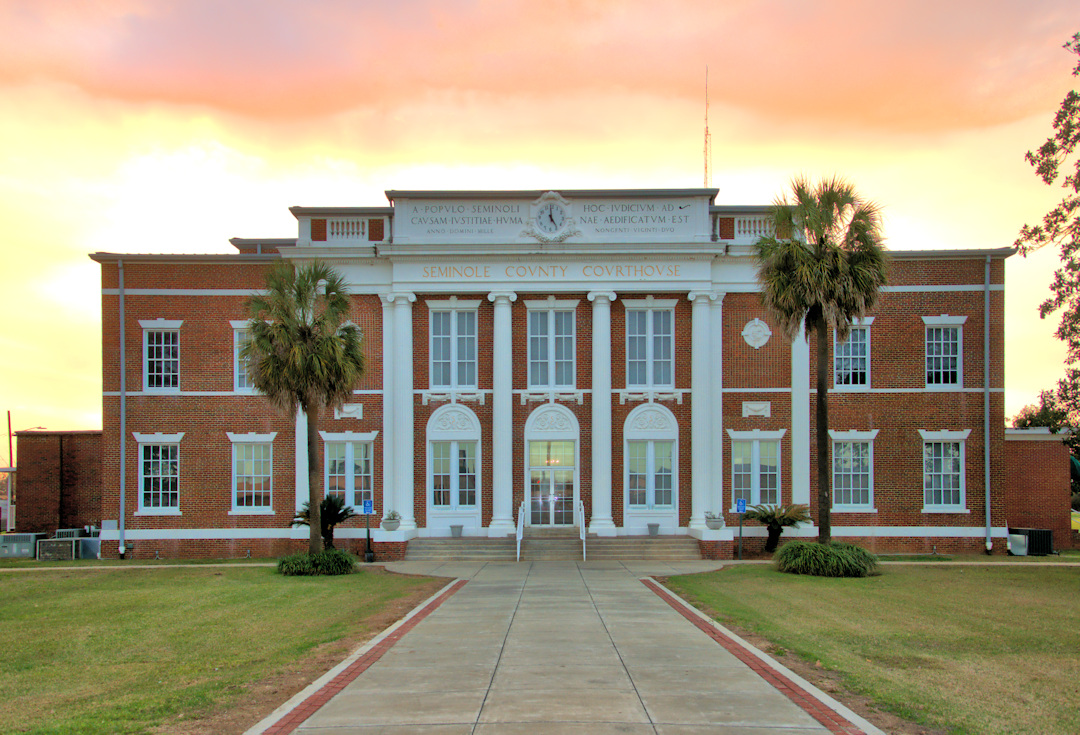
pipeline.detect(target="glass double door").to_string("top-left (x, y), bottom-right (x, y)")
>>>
top-left (529, 440), bottom-right (575, 526)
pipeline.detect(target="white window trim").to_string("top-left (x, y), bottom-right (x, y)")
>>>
top-left (231, 321), bottom-right (256, 394)
top-left (623, 404), bottom-right (679, 514)
top-left (140, 319), bottom-right (183, 394)
top-left (624, 302), bottom-right (676, 390)
top-left (526, 301), bottom-right (577, 389)
top-left (227, 432), bottom-right (277, 515)
top-left (429, 439), bottom-right (480, 512)
top-left (426, 405), bottom-right (483, 523)
top-left (922, 315), bottom-right (966, 390)
top-left (918, 429), bottom-right (970, 513)
top-left (428, 303), bottom-right (480, 390)
top-left (321, 435), bottom-right (376, 509)
top-left (133, 432), bottom-right (185, 516)
top-left (727, 429), bottom-right (785, 511)
top-left (319, 430), bottom-right (379, 442)
top-left (828, 429), bottom-right (879, 512)
top-left (833, 317), bottom-right (874, 392)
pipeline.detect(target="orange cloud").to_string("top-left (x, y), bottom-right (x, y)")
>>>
top-left (0, 0), bottom-right (1075, 130)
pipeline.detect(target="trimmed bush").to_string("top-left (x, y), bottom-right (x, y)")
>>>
top-left (775, 541), bottom-right (879, 578)
top-left (277, 548), bottom-right (357, 576)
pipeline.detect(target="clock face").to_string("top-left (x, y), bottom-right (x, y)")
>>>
top-left (535, 202), bottom-right (566, 234)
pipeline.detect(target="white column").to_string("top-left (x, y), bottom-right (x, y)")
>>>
top-left (294, 408), bottom-right (308, 515)
top-left (709, 294), bottom-right (725, 515)
top-left (588, 291), bottom-right (617, 536)
top-left (791, 320), bottom-right (812, 509)
top-left (380, 296), bottom-right (395, 521)
top-left (391, 292), bottom-right (417, 530)
top-left (487, 291), bottom-right (517, 536)
top-left (688, 292), bottom-right (717, 530)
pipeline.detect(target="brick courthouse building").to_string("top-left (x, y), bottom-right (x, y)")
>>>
top-left (89, 188), bottom-right (1023, 559)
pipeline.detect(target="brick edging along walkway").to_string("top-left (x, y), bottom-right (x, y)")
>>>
top-left (641, 577), bottom-right (868, 735)
top-left (261, 578), bottom-right (468, 735)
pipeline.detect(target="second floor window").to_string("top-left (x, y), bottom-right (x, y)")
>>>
top-left (626, 308), bottom-right (674, 388)
top-left (141, 320), bottom-right (182, 391)
top-left (528, 308), bottom-right (575, 388)
top-left (431, 309), bottom-right (477, 389)
top-left (834, 323), bottom-right (871, 388)
top-left (924, 315), bottom-right (965, 388)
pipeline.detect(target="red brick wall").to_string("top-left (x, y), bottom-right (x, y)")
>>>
top-left (1004, 436), bottom-right (1074, 550)
top-left (14, 432), bottom-right (102, 533)
top-left (94, 251), bottom-right (1015, 558)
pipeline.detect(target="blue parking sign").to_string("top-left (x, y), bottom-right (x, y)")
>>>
top-left (736, 498), bottom-right (746, 513)
top-left (362, 499), bottom-right (374, 515)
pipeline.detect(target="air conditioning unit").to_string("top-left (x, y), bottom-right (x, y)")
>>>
top-left (1008, 527), bottom-right (1054, 556)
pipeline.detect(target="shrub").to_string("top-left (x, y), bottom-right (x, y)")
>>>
top-left (277, 549), bottom-right (357, 577)
top-left (744, 504), bottom-right (811, 552)
top-left (775, 541), bottom-right (879, 578)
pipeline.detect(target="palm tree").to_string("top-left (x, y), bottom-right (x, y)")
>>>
top-left (291, 495), bottom-right (359, 550)
top-left (755, 176), bottom-right (887, 545)
top-left (243, 262), bottom-right (365, 555)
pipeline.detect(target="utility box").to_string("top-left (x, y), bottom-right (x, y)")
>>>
top-left (0, 533), bottom-right (46, 558)
top-left (36, 537), bottom-right (101, 561)
top-left (1008, 527), bottom-right (1054, 556)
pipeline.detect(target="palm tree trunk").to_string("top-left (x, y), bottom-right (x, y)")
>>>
top-left (815, 315), bottom-right (832, 545)
top-left (305, 401), bottom-right (324, 555)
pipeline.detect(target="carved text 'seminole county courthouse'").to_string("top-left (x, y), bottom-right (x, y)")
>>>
top-left (90, 188), bottom-right (1018, 559)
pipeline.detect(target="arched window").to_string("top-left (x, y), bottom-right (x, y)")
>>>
top-left (623, 403), bottom-right (679, 532)
top-left (426, 404), bottom-right (482, 534)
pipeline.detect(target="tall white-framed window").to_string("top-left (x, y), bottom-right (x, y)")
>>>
top-left (624, 404), bottom-right (678, 515)
top-left (727, 429), bottom-right (786, 509)
top-left (525, 299), bottom-right (578, 389)
top-left (228, 432), bottom-right (276, 514)
top-left (834, 318), bottom-right (873, 390)
top-left (623, 298), bottom-right (676, 389)
top-left (133, 432), bottom-right (184, 514)
top-left (426, 405), bottom-right (482, 531)
top-left (428, 299), bottom-right (480, 389)
top-left (923, 315), bottom-right (966, 388)
top-left (140, 319), bottom-right (182, 392)
top-left (919, 429), bottom-right (970, 512)
top-left (431, 441), bottom-right (477, 510)
top-left (829, 429), bottom-right (879, 511)
top-left (320, 431), bottom-right (378, 508)
top-left (231, 320), bottom-right (255, 393)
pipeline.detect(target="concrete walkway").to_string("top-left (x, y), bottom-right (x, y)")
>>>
top-left (251, 560), bottom-right (883, 735)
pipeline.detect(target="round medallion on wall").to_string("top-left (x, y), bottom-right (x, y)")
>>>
top-left (742, 318), bottom-right (772, 349)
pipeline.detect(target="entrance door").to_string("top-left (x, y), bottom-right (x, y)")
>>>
top-left (528, 440), bottom-right (575, 526)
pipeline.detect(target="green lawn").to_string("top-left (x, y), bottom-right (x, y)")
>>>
top-left (666, 564), bottom-right (1080, 735)
top-left (0, 565), bottom-right (445, 734)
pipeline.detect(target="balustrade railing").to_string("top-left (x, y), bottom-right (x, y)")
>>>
top-left (734, 215), bottom-right (773, 240)
top-left (327, 218), bottom-right (367, 240)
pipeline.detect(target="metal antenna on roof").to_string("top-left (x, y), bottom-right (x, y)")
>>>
top-left (704, 66), bottom-right (712, 189)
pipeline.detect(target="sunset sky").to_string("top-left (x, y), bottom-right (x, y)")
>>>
top-left (0, 0), bottom-right (1077, 465)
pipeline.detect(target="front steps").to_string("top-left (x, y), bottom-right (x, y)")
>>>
top-left (403, 530), bottom-right (701, 562)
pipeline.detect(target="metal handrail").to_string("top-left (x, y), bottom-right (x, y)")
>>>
top-left (577, 499), bottom-right (587, 561)
top-left (516, 500), bottom-right (526, 562)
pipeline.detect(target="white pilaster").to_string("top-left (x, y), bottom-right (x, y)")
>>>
top-left (588, 291), bottom-right (617, 536)
top-left (688, 291), bottom-right (717, 530)
top-left (380, 296), bottom-right (395, 521)
top-left (709, 294), bottom-right (726, 515)
top-left (294, 408), bottom-right (308, 515)
top-left (487, 291), bottom-right (517, 536)
top-left (391, 292), bottom-right (417, 530)
top-left (791, 320), bottom-right (811, 508)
